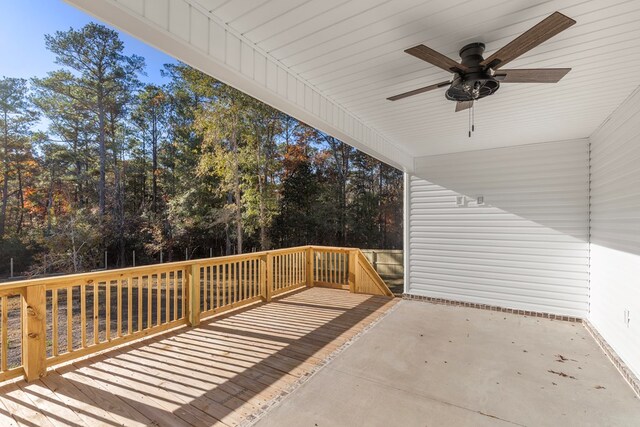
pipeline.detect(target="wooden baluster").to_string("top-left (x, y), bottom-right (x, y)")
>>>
top-left (246, 260), bottom-right (251, 299)
top-left (52, 289), bottom-right (58, 356)
top-left (245, 260), bottom-right (249, 299)
top-left (188, 264), bottom-right (200, 327)
top-left (235, 262), bottom-right (240, 303)
top-left (236, 262), bottom-right (240, 302)
top-left (273, 257), bottom-right (277, 291)
top-left (228, 263), bottom-right (232, 304)
top-left (215, 265), bottom-right (220, 310)
top-left (67, 288), bottom-right (73, 352)
top-left (273, 257), bottom-right (277, 292)
top-left (240, 261), bottom-right (245, 301)
top-left (253, 259), bottom-right (257, 296)
top-left (93, 282), bottom-right (99, 345)
top-left (164, 271), bottom-right (173, 322)
top-left (147, 275), bottom-right (152, 329)
top-left (173, 271), bottom-right (178, 320)
top-left (136, 276), bottom-right (142, 332)
top-left (248, 260), bottom-right (251, 298)
top-left (265, 253), bottom-right (273, 302)
top-left (105, 281), bottom-right (111, 341)
top-left (229, 262), bottom-right (234, 304)
top-left (156, 273), bottom-right (161, 325)
top-left (182, 270), bottom-right (186, 319)
top-left (128, 276), bottom-right (133, 335)
top-left (293, 253), bottom-right (297, 285)
top-left (1, 297), bottom-right (7, 371)
top-left (254, 259), bottom-right (258, 296)
top-left (220, 264), bottom-right (225, 307)
top-left (147, 274), bottom-right (153, 328)
top-left (324, 252), bottom-right (328, 283)
top-left (209, 266), bottom-right (214, 311)
top-left (80, 285), bottom-right (86, 348)
top-left (117, 278), bottom-right (122, 337)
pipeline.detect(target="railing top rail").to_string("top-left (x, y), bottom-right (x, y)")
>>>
top-left (0, 245), bottom-right (359, 290)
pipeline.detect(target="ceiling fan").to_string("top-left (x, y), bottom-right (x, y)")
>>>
top-left (387, 11), bottom-right (576, 113)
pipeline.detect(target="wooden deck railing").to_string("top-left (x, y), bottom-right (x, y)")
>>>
top-left (0, 245), bottom-right (392, 383)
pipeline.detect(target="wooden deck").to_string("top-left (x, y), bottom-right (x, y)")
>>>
top-left (0, 287), bottom-right (396, 426)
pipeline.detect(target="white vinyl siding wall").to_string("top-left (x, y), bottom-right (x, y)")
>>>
top-left (589, 87), bottom-right (640, 378)
top-left (407, 140), bottom-right (590, 317)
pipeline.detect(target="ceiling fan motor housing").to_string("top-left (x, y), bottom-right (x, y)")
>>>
top-left (445, 42), bottom-right (500, 102)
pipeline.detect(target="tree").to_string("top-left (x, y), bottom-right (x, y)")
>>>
top-left (241, 102), bottom-right (281, 250)
top-left (44, 23), bottom-right (144, 217)
top-left (0, 77), bottom-right (38, 238)
top-left (32, 71), bottom-right (96, 208)
top-left (131, 84), bottom-right (168, 215)
top-left (321, 134), bottom-right (353, 246)
top-left (272, 142), bottom-right (321, 246)
top-left (195, 81), bottom-right (251, 254)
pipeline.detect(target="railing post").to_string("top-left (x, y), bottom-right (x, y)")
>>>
top-left (265, 252), bottom-right (273, 302)
top-left (348, 250), bottom-right (357, 293)
top-left (306, 247), bottom-right (314, 287)
top-left (23, 285), bottom-right (47, 382)
top-left (187, 263), bottom-right (200, 327)
top-left (259, 255), bottom-right (267, 301)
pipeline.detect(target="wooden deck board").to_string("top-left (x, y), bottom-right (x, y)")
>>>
top-left (0, 288), bottom-right (396, 427)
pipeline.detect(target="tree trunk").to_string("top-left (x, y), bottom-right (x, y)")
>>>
top-left (257, 143), bottom-right (268, 250)
top-left (231, 124), bottom-right (243, 254)
top-left (152, 112), bottom-right (158, 215)
top-left (16, 166), bottom-right (24, 235)
top-left (98, 89), bottom-right (106, 217)
top-left (0, 110), bottom-right (9, 238)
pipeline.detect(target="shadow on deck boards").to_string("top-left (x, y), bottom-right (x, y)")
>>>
top-left (0, 287), bottom-right (396, 427)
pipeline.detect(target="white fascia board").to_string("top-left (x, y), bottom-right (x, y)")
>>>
top-left (63, 0), bottom-right (414, 172)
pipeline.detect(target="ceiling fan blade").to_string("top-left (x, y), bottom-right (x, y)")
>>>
top-left (387, 81), bottom-right (450, 101)
top-left (481, 12), bottom-right (576, 70)
top-left (455, 100), bottom-right (473, 112)
top-left (494, 68), bottom-right (571, 83)
top-left (405, 45), bottom-right (468, 74)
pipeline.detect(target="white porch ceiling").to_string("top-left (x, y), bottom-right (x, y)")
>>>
top-left (65, 0), bottom-right (640, 165)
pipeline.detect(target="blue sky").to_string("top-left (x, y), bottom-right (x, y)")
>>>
top-left (0, 0), bottom-right (176, 83)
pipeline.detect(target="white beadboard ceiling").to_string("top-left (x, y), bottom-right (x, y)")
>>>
top-left (66, 0), bottom-right (640, 161)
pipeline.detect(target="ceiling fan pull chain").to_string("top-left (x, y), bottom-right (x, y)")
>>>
top-left (472, 102), bottom-right (475, 133)
top-left (468, 105), bottom-right (471, 138)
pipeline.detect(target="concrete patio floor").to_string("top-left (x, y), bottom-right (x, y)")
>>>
top-left (254, 300), bottom-right (640, 427)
